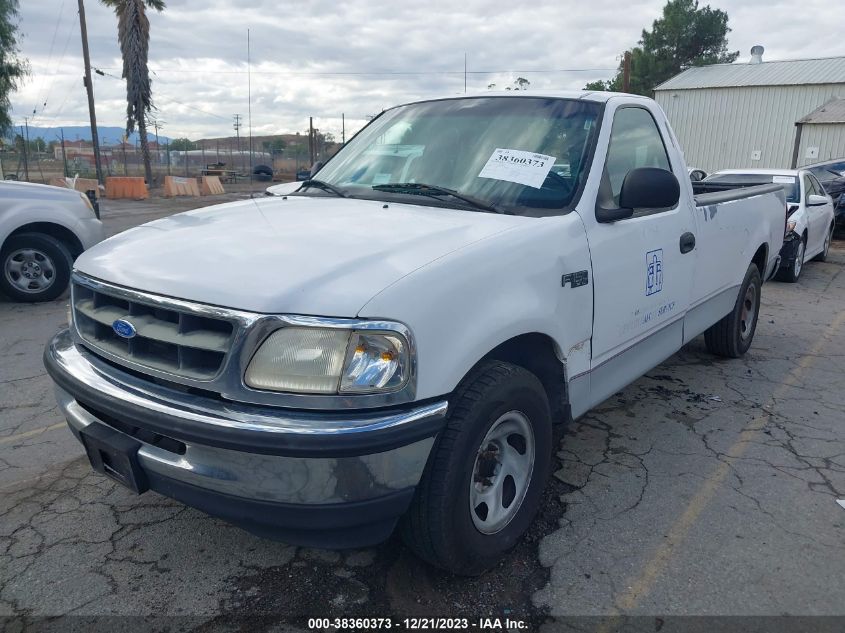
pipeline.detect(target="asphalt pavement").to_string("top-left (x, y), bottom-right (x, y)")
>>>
top-left (1, 196), bottom-right (843, 631)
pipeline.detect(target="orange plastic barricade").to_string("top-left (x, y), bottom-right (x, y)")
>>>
top-left (105, 177), bottom-right (148, 199)
top-left (200, 175), bottom-right (225, 196)
top-left (163, 175), bottom-right (200, 197)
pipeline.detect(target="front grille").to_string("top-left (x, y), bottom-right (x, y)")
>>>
top-left (72, 281), bottom-right (234, 381)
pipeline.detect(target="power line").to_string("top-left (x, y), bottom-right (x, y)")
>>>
top-left (87, 66), bottom-right (618, 77)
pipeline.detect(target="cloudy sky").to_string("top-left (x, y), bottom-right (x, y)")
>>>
top-left (9, 0), bottom-right (845, 141)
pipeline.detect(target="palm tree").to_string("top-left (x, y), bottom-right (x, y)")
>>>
top-left (100, 0), bottom-right (165, 186)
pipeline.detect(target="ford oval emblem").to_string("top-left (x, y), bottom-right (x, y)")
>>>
top-left (112, 318), bottom-right (137, 339)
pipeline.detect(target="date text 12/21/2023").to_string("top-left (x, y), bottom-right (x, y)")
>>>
top-left (306, 617), bottom-right (529, 630)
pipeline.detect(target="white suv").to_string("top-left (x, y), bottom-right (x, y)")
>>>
top-left (1, 180), bottom-right (104, 302)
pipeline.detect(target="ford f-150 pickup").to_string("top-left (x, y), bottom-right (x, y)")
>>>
top-left (44, 91), bottom-right (786, 575)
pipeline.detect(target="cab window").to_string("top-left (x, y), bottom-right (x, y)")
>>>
top-left (599, 107), bottom-right (672, 209)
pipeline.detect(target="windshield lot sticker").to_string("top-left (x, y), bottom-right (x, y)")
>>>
top-left (478, 148), bottom-right (556, 189)
top-left (772, 176), bottom-right (796, 184)
top-left (646, 249), bottom-right (663, 296)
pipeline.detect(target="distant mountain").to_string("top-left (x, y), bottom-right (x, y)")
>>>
top-left (5, 125), bottom-right (171, 145)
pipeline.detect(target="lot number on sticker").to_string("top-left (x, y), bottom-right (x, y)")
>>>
top-left (478, 148), bottom-right (556, 189)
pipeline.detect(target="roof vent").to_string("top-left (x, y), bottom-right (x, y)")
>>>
top-left (749, 45), bottom-right (764, 64)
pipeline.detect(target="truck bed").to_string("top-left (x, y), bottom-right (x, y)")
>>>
top-left (692, 182), bottom-right (786, 207)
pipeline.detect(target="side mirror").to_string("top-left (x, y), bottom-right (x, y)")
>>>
top-left (619, 167), bottom-right (680, 210)
top-left (807, 194), bottom-right (828, 207)
top-left (310, 161), bottom-right (324, 178)
top-left (595, 167), bottom-right (680, 223)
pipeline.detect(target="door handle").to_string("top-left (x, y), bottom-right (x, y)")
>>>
top-left (679, 232), bottom-right (696, 254)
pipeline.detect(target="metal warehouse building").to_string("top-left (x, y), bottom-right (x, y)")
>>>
top-left (654, 50), bottom-right (845, 173)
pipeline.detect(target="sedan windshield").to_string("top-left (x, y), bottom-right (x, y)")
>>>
top-left (312, 97), bottom-right (601, 216)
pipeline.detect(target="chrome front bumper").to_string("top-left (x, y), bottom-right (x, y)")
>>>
top-left (45, 329), bottom-right (447, 547)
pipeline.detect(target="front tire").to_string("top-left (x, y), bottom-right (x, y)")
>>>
top-left (401, 360), bottom-right (552, 575)
top-left (776, 236), bottom-right (805, 283)
top-left (0, 233), bottom-right (72, 302)
top-left (704, 263), bottom-right (762, 358)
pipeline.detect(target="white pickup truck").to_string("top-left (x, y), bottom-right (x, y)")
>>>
top-left (45, 92), bottom-right (786, 575)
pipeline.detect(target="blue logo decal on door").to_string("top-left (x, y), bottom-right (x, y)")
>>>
top-left (646, 249), bottom-right (663, 296)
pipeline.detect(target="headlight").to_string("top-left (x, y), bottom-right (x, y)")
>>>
top-left (79, 191), bottom-right (95, 214)
top-left (244, 326), bottom-right (410, 394)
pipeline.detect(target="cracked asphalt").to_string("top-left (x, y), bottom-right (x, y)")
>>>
top-left (1, 196), bottom-right (843, 630)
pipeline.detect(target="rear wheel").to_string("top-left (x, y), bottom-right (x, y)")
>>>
top-left (813, 224), bottom-right (834, 262)
top-left (704, 263), bottom-right (762, 358)
top-left (0, 233), bottom-right (72, 302)
top-left (401, 360), bottom-right (552, 575)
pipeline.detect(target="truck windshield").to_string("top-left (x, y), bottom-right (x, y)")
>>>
top-left (311, 97), bottom-right (601, 216)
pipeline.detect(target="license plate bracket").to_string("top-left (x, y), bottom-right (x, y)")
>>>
top-left (79, 422), bottom-right (149, 494)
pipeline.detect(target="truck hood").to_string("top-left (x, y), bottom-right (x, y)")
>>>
top-left (75, 196), bottom-right (524, 315)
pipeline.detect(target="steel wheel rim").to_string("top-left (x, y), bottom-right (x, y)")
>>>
top-left (4, 248), bottom-right (56, 294)
top-left (794, 241), bottom-right (804, 277)
top-left (469, 410), bottom-right (535, 535)
top-left (739, 282), bottom-right (757, 341)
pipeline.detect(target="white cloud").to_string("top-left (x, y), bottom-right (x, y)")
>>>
top-left (10, 0), bottom-right (845, 140)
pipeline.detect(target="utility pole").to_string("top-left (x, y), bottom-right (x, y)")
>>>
top-left (464, 52), bottom-right (467, 94)
top-left (622, 50), bottom-right (632, 93)
top-left (308, 117), bottom-right (315, 166)
top-left (342, 113), bottom-right (345, 145)
top-left (247, 28), bottom-right (253, 185)
top-left (78, 0), bottom-right (104, 185)
top-left (60, 129), bottom-right (69, 177)
top-left (233, 114), bottom-right (242, 172)
top-left (21, 120), bottom-right (30, 181)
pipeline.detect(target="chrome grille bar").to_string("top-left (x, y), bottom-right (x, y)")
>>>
top-left (72, 275), bottom-right (236, 381)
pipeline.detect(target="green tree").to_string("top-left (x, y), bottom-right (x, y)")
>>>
top-left (0, 0), bottom-right (29, 135)
top-left (100, 0), bottom-right (166, 184)
top-left (169, 137), bottom-right (195, 151)
top-left (585, 0), bottom-right (738, 96)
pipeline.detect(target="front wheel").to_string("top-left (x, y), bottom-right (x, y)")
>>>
top-left (401, 360), bottom-right (552, 575)
top-left (704, 263), bottom-right (762, 358)
top-left (776, 236), bottom-right (805, 283)
top-left (0, 233), bottom-right (73, 302)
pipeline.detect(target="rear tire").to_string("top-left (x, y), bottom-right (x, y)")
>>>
top-left (813, 224), bottom-right (834, 262)
top-left (401, 360), bottom-right (552, 575)
top-left (704, 263), bottom-right (761, 358)
top-left (0, 233), bottom-right (72, 302)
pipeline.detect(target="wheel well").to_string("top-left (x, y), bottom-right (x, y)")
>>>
top-left (751, 243), bottom-right (767, 277)
top-left (5, 223), bottom-right (84, 259)
top-left (481, 333), bottom-right (568, 425)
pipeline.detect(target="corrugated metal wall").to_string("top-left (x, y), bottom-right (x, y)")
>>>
top-left (798, 124), bottom-right (845, 166)
top-left (655, 84), bottom-right (845, 172)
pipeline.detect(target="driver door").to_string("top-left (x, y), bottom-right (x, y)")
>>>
top-left (585, 105), bottom-right (696, 405)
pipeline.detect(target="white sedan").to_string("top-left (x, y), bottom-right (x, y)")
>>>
top-left (1, 180), bottom-right (104, 301)
top-left (703, 169), bottom-right (836, 283)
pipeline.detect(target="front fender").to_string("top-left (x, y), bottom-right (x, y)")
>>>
top-left (358, 213), bottom-right (593, 400)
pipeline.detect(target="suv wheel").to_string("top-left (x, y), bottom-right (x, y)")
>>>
top-left (0, 233), bottom-right (73, 302)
